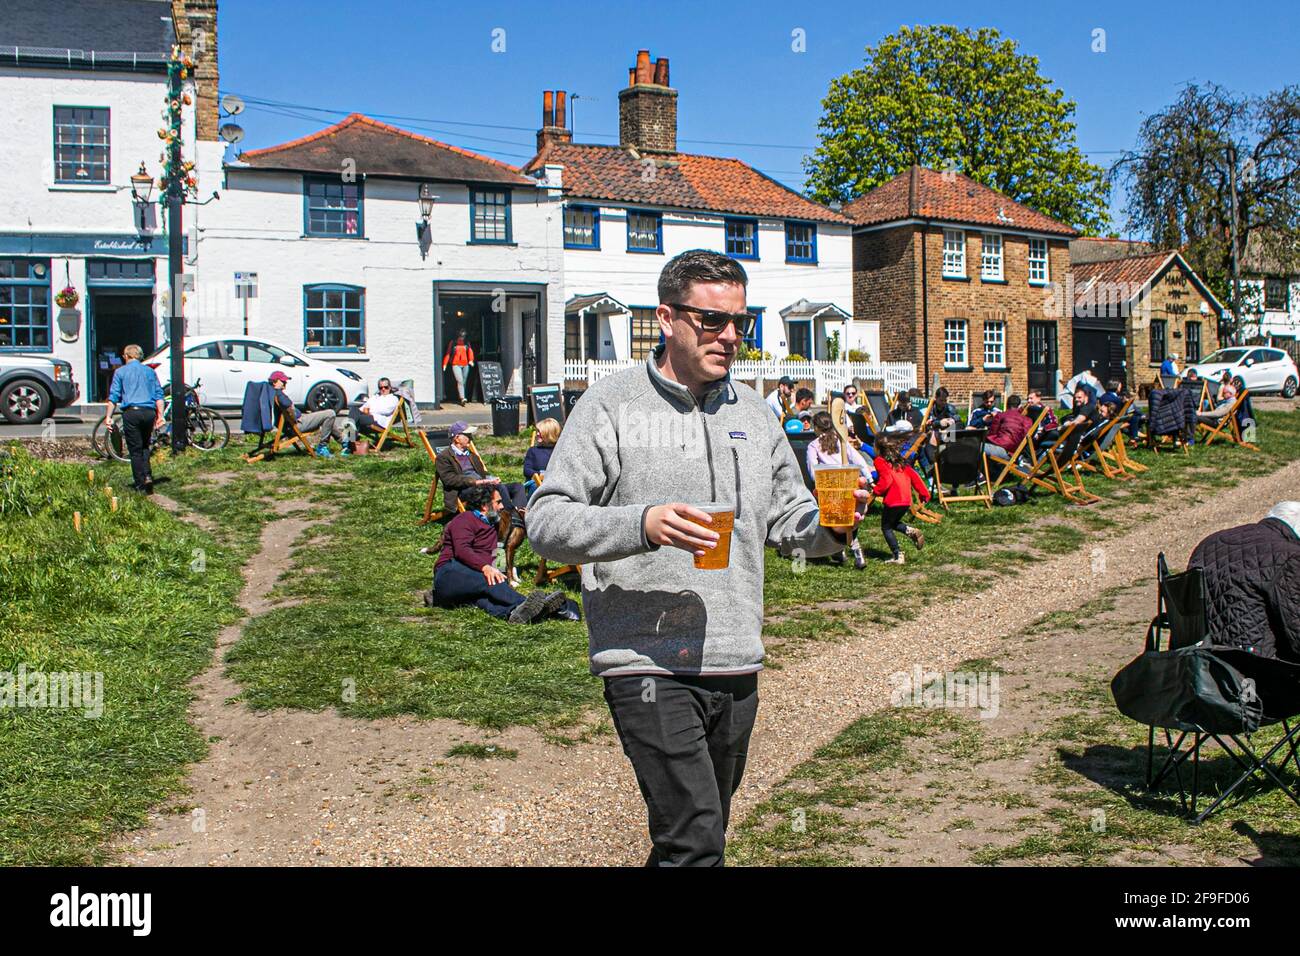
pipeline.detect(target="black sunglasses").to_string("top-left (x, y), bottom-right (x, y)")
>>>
top-left (666, 302), bottom-right (755, 338)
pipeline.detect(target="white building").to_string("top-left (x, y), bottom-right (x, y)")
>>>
top-left (525, 52), bottom-right (869, 374)
top-left (0, 0), bottom-right (216, 405)
top-left (193, 113), bottom-right (565, 406)
top-left (1240, 235), bottom-right (1300, 361)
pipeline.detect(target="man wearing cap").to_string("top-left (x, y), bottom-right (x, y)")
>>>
top-left (434, 420), bottom-right (495, 512)
top-left (765, 375), bottom-right (794, 420)
top-left (528, 249), bottom-right (870, 866)
top-left (268, 370), bottom-right (355, 457)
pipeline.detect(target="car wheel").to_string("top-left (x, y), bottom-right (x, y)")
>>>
top-left (306, 381), bottom-right (346, 412)
top-left (1, 379), bottom-right (52, 424)
top-left (1284, 377), bottom-right (1298, 399)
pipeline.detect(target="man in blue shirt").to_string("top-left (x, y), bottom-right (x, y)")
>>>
top-left (104, 343), bottom-right (165, 493)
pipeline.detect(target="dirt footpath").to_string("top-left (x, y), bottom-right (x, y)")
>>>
top-left (112, 460), bottom-right (1300, 866)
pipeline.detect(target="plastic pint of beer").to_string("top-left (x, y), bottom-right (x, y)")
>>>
top-left (814, 466), bottom-right (859, 528)
top-left (688, 505), bottom-right (735, 570)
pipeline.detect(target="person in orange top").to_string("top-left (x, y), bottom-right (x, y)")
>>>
top-left (872, 434), bottom-right (929, 564)
top-left (442, 329), bottom-right (476, 405)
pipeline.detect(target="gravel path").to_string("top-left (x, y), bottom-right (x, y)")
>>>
top-left (116, 458), bottom-right (1300, 866)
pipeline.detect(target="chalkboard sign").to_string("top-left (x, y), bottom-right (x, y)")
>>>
top-left (477, 361), bottom-right (504, 403)
top-left (528, 383), bottom-right (565, 427)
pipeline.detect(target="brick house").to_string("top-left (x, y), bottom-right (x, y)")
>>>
top-left (1071, 248), bottom-right (1223, 386)
top-left (846, 166), bottom-right (1077, 397)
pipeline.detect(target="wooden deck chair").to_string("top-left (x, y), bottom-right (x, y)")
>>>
top-left (1197, 388), bottom-right (1259, 450)
top-left (1036, 423), bottom-right (1102, 505)
top-left (1179, 377), bottom-right (1210, 414)
top-left (371, 395), bottom-right (415, 452)
top-left (986, 408), bottom-right (1048, 494)
top-left (243, 404), bottom-right (318, 463)
top-left (416, 430), bottom-right (482, 525)
top-left (532, 471), bottom-right (581, 585)
top-left (932, 432), bottom-right (992, 509)
top-left (862, 390), bottom-right (891, 434)
top-left (1077, 399), bottom-right (1136, 482)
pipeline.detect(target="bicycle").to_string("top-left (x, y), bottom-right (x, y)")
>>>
top-left (92, 379), bottom-right (230, 460)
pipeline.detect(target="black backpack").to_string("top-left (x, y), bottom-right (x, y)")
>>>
top-left (992, 485), bottom-right (1030, 506)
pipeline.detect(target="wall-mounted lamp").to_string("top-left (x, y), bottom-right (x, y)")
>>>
top-left (130, 162), bottom-right (155, 231)
top-left (416, 183), bottom-right (438, 240)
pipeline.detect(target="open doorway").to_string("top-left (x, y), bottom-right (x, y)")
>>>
top-left (89, 292), bottom-right (156, 401)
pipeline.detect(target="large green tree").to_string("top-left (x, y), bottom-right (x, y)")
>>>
top-left (1111, 82), bottom-right (1300, 334)
top-left (805, 25), bottom-right (1110, 234)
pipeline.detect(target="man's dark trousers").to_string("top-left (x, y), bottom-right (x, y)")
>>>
top-left (432, 560), bottom-right (524, 620)
top-left (121, 406), bottom-right (156, 490)
top-left (603, 672), bottom-right (759, 866)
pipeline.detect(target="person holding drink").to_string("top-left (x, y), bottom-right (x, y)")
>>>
top-left (528, 249), bottom-right (870, 866)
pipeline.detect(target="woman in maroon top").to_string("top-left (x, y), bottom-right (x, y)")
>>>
top-left (428, 485), bottom-right (577, 623)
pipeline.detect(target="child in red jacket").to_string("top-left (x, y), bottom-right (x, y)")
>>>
top-left (873, 436), bottom-right (929, 564)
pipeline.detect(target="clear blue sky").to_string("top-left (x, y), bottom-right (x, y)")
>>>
top-left (217, 0), bottom-right (1297, 231)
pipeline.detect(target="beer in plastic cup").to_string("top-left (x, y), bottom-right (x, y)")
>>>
top-left (814, 465), bottom-right (860, 528)
top-left (688, 505), bottom-right (735, 570)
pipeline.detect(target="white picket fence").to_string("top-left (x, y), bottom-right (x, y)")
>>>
top-left (563, 358), bottom-right (917, 396)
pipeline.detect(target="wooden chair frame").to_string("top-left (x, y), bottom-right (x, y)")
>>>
top-left (986, 408), bottom-right (1048, 494)
top-left (371, 396), bottom-right (415, 452)
top-left (1078, 398), bottom-right (1136, 482)
top-left (243, 406), bottom-right (319, 463)
top-left (989, 417), bottom-right (1100, 505)
top-left (1197, 388), bottom-right (1258, 450)
top-left (932, 435), bottom-right (993, 509)
top-left (417, 431), bottom-right (481, 525)
top-left (532, 469), bottom-right (581, 586)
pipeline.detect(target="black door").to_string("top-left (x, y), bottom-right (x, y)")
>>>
top-left (89, 292), bottom-right (156, 401)
top-left (1027, 321), bottom-right (1058, 394)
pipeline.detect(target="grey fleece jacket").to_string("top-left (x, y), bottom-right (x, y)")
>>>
top-left (527, 347), bottom-right (847, 677)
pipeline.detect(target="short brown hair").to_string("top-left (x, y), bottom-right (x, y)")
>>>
top-left (657, 249), bottom-right (748, 304)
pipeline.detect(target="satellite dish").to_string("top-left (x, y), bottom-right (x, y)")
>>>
top-left (219, 123), bottom-right (245, 144)
top-left (220, 93), bottom-right (245, 116)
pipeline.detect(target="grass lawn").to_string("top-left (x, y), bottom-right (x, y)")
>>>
top-left (0, 446), bottom-right (244, 865)
top-left (7, 405), bottom-right (1297, 863)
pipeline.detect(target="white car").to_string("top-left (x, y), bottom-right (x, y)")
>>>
top-left (145, 335), bottom-right (363, 410)
top-left (1185, 347), bottom-right (1299, 398)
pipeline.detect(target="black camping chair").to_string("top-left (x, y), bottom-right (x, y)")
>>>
top-left (863, 391), bottom-right (891, 434)
top-left (1111, 553), bottom-right (1300, 822)
top-left (785, 431), bottom-right (816, 492)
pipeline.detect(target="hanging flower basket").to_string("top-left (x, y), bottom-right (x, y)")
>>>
top-left (55, 286), bottom-right (79, 309)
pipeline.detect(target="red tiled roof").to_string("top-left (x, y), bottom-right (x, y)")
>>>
top-left (237, 114), bottom-right (532, 185)
top-left (1072, 250), bottom-right (1226, 314)
top-left (526, 142), bottom-right (851, 224)
top-left (842, 166), bottom-right (1077, 237)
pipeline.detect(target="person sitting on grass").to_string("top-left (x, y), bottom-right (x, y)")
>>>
top-left (967, 390), bottom-right (1001, 430)
top-left (806, 411), bottom-right (871, 570)
top-left (980, 394), bottom-right (1031, 462)
top-left (349, 377), bottom-right (401, 441)
top-left (268, 370), bottom-right (355, 457)
top-left (424, 485), bottom-right (579, 623)
top-left (873, 434), bottom-right (929, 565)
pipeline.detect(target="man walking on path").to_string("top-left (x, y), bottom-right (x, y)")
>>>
top-left (103, 343), bottom-right (165, 493)
top-left (529, 249), bottom-right (868, 866)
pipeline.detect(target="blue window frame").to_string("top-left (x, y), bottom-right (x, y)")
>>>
top-left (470, 188), bottom-right (512, 243)
top-left (54, 106), bottom-right (110, 183)
top-left (303, 284), bottom-right (365, 352)
top-left (304, 176), bottom-right (363, 237)
top-left (626, 209), bottom-right (663, 254)
top-left (87, 259), bottom-right (154, 285)
top-left (563, 205), bottom-right (600, 249)
top-left (784, 221), bottom-right (817, 264)
top-left (724, 218), bottom-right (759, 259)
top-left (744, 307), bottom-right (764, 353)
top-left (0, 258), bottom-right (52, 351)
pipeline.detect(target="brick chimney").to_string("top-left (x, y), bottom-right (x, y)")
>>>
top-left (170, 0), bottom-right (219, 142)
top-left (618, 50), bottom-right (676, 154)
top-left (536, 89), bottom-right (573, 153)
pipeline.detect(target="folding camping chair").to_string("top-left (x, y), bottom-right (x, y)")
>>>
top-left (418, 430), bottom-right (485, 526)
top-left (1111, 554), bottom-right (1300, 823)
top-left (1197, 388), bottom-right (1259, 451)
top-left (932, 432), bottom-right (992, 509)
top-left (371, 395), bottom-right (415, 452)
top-left (1146, 388), bottom-right (1194, 454)
top-left (862, 390), bottom-right (892, 435)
